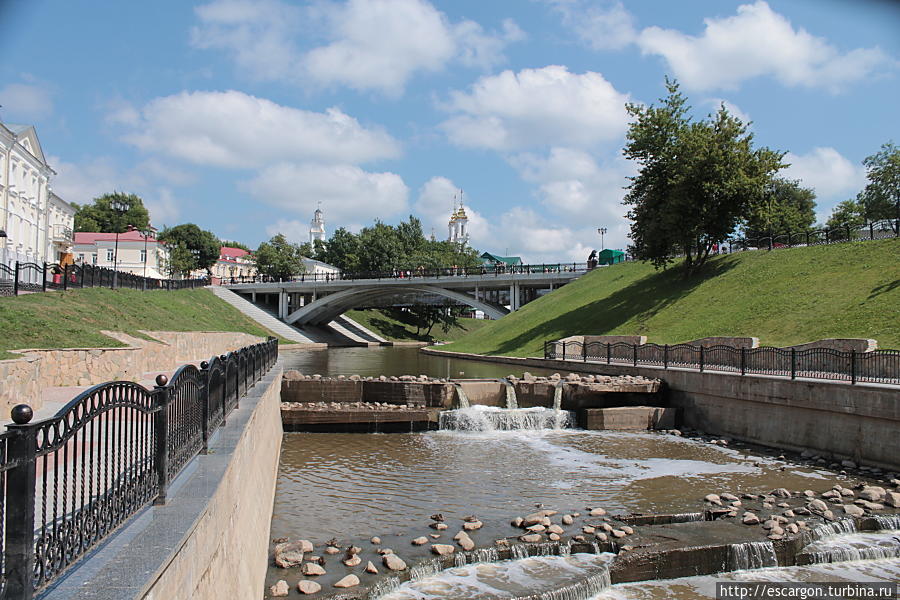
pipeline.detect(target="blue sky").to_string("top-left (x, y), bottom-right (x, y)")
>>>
top-left (1, 0), bottom-right (898, 262)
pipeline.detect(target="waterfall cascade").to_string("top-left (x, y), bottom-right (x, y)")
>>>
top-left (799, 515), bottom-right (900, 565)
top-left (500, 379), bottom-right (519, 409)
top-left (372, 551), bottom-right (614, 600)
top-left (728, 541), bottom-right (778, 570)
top-left (439, 405), bottom-right (576, 431)
top-left (453, 383), bottom-right (470, 409)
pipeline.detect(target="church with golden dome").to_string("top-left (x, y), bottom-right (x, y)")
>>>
top-left (447, 192), bottom-right (469, 246)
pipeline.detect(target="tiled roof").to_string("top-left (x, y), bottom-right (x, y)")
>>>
top-left (220, 246), bottom-right (250, 258)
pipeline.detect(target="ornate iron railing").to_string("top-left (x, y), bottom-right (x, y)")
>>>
top-left (0, 337), bottom-right (278, 598)
top-left (0, 261), bottom-right (205, 296)
top-left (545, 340), bottom-right (900, 385)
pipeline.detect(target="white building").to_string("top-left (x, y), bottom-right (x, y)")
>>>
top-left (309, 207), bottom-right (326, 245)
top-left (0, 123), bottom-right (75, 272)
top-left (73, 229), bottom-right (170, 279)
top-left (301, 257), bottom-right (340, 278)
top-left (448, 195), bottom-right (469, 245)
top-left (207, 246), bottom-right (256, 283)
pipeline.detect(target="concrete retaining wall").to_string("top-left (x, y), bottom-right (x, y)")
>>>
top-left (422, 348), bottom-right (900, 470)
top-left (0, 331), bottom-right (263, 415)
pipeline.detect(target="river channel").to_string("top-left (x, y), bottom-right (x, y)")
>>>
top-left (267, 347), bottom-right (898, 598)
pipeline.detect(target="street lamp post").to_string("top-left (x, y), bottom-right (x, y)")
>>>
top-left (110, 198), bottom-right (128, 288)
top-left (140, 226), bottom-right (156, 279)
top-left (597, 227), bottom-right (607, 250)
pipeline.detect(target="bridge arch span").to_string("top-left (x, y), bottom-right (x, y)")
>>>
top-left (285, 285), bottom-right (509, 326)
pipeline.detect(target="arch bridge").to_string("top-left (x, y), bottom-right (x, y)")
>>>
top-left (224, 266), bottom-right (587, 327)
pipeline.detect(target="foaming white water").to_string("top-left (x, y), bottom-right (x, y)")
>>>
top-left (377, 553), bottom-right (614, 600)
top-left (439, 405), bottom-right (575, 431)
top-left (591, 559), bottom-right (900, 599)
top-left (728, 541), bottom-right (777, 570)
top-left (803, 530), bottom-right (900, 564)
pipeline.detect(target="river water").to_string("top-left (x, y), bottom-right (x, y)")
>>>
top-left (268, 348), bottom-right (896, 597)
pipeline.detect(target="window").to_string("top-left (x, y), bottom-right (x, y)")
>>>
top-left (92, 254), bottom-right (97, 265)
top-left (78, 254), bottom-right (85, 263)
top-left (106, 249), bottom-right (114, 262)
top-left (140, 249), bottom-right (146, 263)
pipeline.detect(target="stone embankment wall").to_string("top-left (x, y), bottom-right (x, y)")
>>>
top-left (422, 348), bottom-right (900, 471)
top-left (0, 330), bottom-right (263, 414)
top-left (140, 366), bottom-right (282, 600)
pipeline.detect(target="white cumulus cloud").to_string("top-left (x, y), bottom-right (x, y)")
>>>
top-left (244, 162), bottom-right (409, 228)
top-left (440, 66), bottom-right (631, 151)
top-left (119, 90), bottom-right (400, 168)
top-left (637, 1), bottom-right (894, 93)
top-left (0, 81), bottom-right (54, 120)
top-left (543, 0), bottom-right (636, 50)
top-left (509, 147), bottom-right (633, 225)
top-left (192, 0), bottom-right (524, 96)
top-left (782, 147), bottom-right (867, 213)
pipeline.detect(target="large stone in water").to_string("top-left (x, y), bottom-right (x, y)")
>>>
top-left (885, 492), bottom-right (900, 508)
top-left (302, 563), bottom-right (326, 576)
top-left (520, 534), bottom-right (542, 543)
top-left (859, 486), bottom-right (886, 502)
top-left (457, 534), bottom-right (475, 551)
top-left (808, 499), bottom-right (828, 513)
top-left (547, 524), bottom-right (564, 535)
top-left (431, 544), bottom-right (455, 556)
top-left (412, 536), bottom-right (428, 545)
top-left (383, 554), bottom-right (408, 571)
top-left (270, 580), bottom-right (289, 597)
top-left (742, 513), bottom-right (760, 525)
top-left (562, 515), bottom-right (574, 525)
top-left (297, 580), bottom-right (321, 595)
top-left (334, 574), bottom-right (360, 588)
top-left (843, 504), bottom-right (865, 517)
top-left (463, 520), bottom-right (483, 531)
top-left (365, 561), bottom-right (378, 574)
top-left (704, 494), bottom-right (722, 506)
top-left (343, 555), bottom-right (361, 567)
top-left (273, 546), bottom-right (304, 568)
top-left (589, 507), bottom-right (607, 517)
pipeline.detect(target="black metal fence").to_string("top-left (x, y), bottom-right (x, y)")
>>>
top-left (0, 261), bottom-right (205, 297)
top-left (544, 340), bottom-right (900, 385)
top-left (730, 218), bottom-right (898, 252)
top-left (0, 337), bottom-right (278, 599)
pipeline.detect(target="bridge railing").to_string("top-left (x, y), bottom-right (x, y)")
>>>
top-left (221, 262), bottom-right (596, 285)
top-left (0, 338), bottom-right (278, 599)
top-left (544, 340), bottom-right (900, 385)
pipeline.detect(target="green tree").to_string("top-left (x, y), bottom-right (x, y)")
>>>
top-left (253, 234), bottom-right (305, 280)
top-left (623, 81), bottom-right (785, 275)
top-left (358, 221), bottom-right (403, 273)
top-left (220, 240), bottom-right (251, 252)
top-left (743, 178), bottom-right (817, 240)
top-left (857, 141), bottom-right (899, 223)
top-left (72, 192), bottom-right (150, 233)
top-left (322, 227), bottom-right (362, 272)
top-left (826, 199), bottom-right (866, 230)
top-left (158, 223), bottom-right (220, 277)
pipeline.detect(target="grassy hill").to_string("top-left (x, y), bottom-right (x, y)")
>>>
top-left (0, 287), bottom-right (286, 360)
top-left (346, 309), bottom-right (492, 342)
top-left (443, 239), bottom-right (900, 357)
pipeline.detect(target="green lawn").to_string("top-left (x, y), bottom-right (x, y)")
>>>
top-left (443, 238), bottom-right (900, 357)
top-left (346, 309), bottom-right (493, 342)
top-left (0, 287), bottom-right (286, 359)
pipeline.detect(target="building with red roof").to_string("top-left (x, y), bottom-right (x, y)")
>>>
top-left (73, 228), bottom-right (169, 279)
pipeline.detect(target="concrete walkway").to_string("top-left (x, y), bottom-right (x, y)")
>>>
top-left (209, 286), bottom-right (316, 343)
